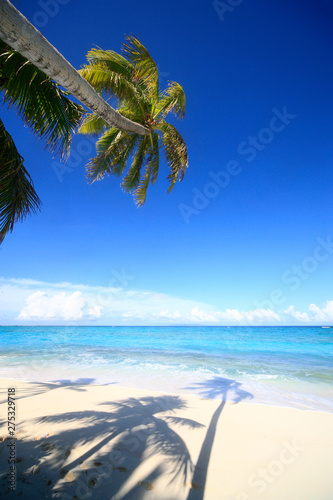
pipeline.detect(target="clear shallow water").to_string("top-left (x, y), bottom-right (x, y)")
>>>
top-left (0, 326), bottom-right (332, 412)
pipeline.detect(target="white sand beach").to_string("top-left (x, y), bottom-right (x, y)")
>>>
top-left (1, 379), bottom-right (332, 499)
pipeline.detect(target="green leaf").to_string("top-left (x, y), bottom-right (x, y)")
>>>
top-left (86, 128), bottom-right (140, 182)
top-left (0, 118), bottom-right (41, 244)
top-left (156, 81), bottom-right (186, 120)
top-left (86, 128), bottom-right (123, 181)
top-left (84, 48), bottom-right (134, 79)
top-left (160, 121), bottom-right (188, 193)
top-left (134, 132), bottom-right (159, 206)
top-left (121, 136), bottom-right (150, 192)
top-left (0, 40), bottom-right (85, 158)
top-left (78, 35), bottom-right (189, 206)
top-left (78, 113), bottom-right (109, 137)
top-left (122, 35), bottom-right (159, 99)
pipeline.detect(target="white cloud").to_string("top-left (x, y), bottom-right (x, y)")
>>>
top-left (158, 309), bottom-right (182, 320)
top-left (1, 276), bottom-right (333, 326)
top-left (18, 291), bottom-right (101, 321)
top-left (219, 308), bottom-right (280, 324)
top-left (186, 307), bottom-right (220, 323)
top-left (308, 300), bottom-right (333, 322)
top-left (156, 306), bottom-right (280, 324)
top-left (284, 305), bottom-right (310, 322)
top-left (282, 302), bottom-right (333, 324)
top-left (123, 311), bottom-right (147, 319)
top-left (87, 305), bottom-right (102, 318)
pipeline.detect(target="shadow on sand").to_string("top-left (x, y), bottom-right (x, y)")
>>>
top-left (185, 377), bottom-right (253, 500)
top-left (0, 378), bottom-right (116, 405)
top-left (0, 392), bottom-right (202, 499)
top-left (0, 377), bottom-right (252, 499)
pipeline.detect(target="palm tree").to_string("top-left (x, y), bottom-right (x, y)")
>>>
top-left (0, 1), bottom-right (187, 240)
top-left (0, 40), bottom-right (84, 243)
top-left (0, 0), bottom-right (149, 243)
top-left (78, 35), bottom-right (188, 206)
top-left (0, 0), bottom-right (148, 136)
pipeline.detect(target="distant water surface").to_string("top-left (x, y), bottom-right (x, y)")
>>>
top-left (1, 326), bottom-right (332, 412)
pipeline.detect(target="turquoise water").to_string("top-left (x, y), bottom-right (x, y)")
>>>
top-left (1, 326), bottom-right (332, 412)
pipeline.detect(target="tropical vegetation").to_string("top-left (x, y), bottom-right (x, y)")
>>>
top-left (78, 35), bottom-right (188, 206)
top-left (0, 40), bottom-right (84, 243)
top-left (0, 32), bottom-right (188, 243)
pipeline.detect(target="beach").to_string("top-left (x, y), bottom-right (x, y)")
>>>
top-left (1, 378), bottom-right (333, 499)
top-left (1, 326), bottom-right (333, 413)
top-left (1, 326), bottom-right (333, 498)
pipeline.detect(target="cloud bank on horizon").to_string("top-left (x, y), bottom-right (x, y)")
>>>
top-left (1, 277), bottom-right (333, 326)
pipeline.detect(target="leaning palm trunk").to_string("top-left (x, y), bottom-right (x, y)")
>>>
top-left (0, 0), bottom-right (149, 136)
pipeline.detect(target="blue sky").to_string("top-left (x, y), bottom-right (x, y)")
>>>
top-left (1, 0), bottom-right (333, 325)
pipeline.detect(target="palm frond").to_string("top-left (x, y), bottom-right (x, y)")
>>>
top-left (0, 118), bottom-right (41, 244)
top-left (134, 131), bottom-right (159, 206)
top-left (86, 128), bottom-right (123, 181)
top-left (78, 112), bottom-right (109, 137)
top-left (149, 131), bottom-right (160, 184)
top-left (133, 158), bottom-right (153, 207)
top-left (78, 36), bottom-right (189, 206)
top-left (84, 48), bottom-right (134, 79)
top-left (79, 66), bottom-right (141, 106)
top-left (160, 121), bottom-right (188, 193)
top-left (86, 128), bottom-right (139, 182)
top-left (79, 47), bottom-right (150, 111)
top-left (117, 100), bottom-right (149, 125)
top-left (112, 133), bottom-right (139, 176)
top-left (0, 41), bottom-right (85, 158)
top-left (156, 81), bottom-right (186, 120)
top-left (122, 35), bottom-right (159, 99)
top-left (121, 136), bottom-right (150, 192)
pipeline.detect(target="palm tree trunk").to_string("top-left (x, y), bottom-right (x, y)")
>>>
top-left (0, 0), bottom-right (149, 136)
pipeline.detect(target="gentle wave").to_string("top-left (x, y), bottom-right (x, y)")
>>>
top-left (0, 326), bottom-right (332, 412)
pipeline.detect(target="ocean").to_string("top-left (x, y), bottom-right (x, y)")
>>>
top-left (1, 326), bottom-right (332, 412)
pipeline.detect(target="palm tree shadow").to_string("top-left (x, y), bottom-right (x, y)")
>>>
top-left (185, 377), bottom-right (253, 500)
top-left (0, 378), bottom-right (108, 405)
top-left (5, 394), bottom-right (204, 499)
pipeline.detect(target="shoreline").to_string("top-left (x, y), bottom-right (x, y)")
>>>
top-left (2, 325), bottom-right (332, 415)
top-left (1, 374), bottom-right (332, 415)
top-left (1, 375), bottom-right (333, 415)
top-left (1, 378), bottom-right (333, 499)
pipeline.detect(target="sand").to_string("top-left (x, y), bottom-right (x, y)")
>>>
top-left (0, 378), bottom-right (332, 499)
